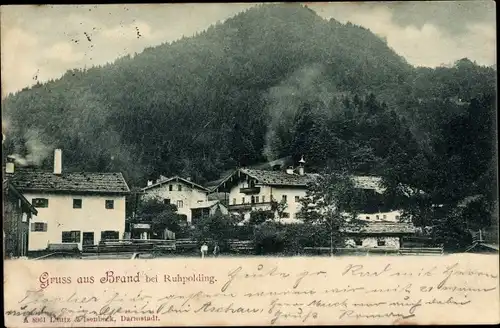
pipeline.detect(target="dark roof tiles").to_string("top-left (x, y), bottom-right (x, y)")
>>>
top-left (10, 168), bottom-right (130, 194)
top-left (241, 168), bottom-right (318, 186)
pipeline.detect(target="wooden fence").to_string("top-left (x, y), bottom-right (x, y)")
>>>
top-left (303, 246), bottom-right (444, 256)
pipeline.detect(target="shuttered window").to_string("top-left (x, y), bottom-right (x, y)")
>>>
top-left (31, 222), bottom-right (47, 232)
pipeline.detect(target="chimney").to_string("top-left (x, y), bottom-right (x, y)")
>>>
top-left (147, 180), bottom-right (153, 186)
top-left (5, 155), bottom-right (15, 174)
top-left (298, 155), bottom-right (305, 176)
top-left (53, 149), bottom-right (62, 175)
top-left (186, 177), bottom-right (191, 181)
top-left (286, 166), bottom-right (294, 175)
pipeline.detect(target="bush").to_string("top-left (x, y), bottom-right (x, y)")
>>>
top-left (254, 221), bottom-right (285, 255)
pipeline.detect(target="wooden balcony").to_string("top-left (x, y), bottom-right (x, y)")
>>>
top-left (239, 186), bottom-right (261, 194)
top-left (228, 201), bottom-right (272, 211)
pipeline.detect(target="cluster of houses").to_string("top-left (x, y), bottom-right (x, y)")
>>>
top-left (3, 148), bottom-right (417, 258)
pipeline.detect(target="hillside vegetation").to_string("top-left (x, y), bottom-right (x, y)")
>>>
top-left (2, 4), bottom-right (496, 241)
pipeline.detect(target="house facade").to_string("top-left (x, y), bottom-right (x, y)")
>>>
top-left (210, 159), bottom-right (416, 248)
top-left (141, 176), bottom-right (213, 224)
top-left (3, 178), bottom-right (38, 258)
top-left (9, 149), bottom-right (130, 251)
top-left (210, 167), bottom-right (405, 224)
top-left (190, 200), bottom-right (229, 225)
top-left (342, 221), bottom-right (416, 249)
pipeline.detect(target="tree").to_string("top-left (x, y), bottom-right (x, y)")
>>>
top-left (136, 196), bottom-right (182, 238)
top-left (270, 197), bottom-right (288, 220)
top-left (249, 209), bottom-right (274, 226)
top-left (192, 213), bottom-right (239, 250)
top-left (299, 168), bottom-right (365, 256)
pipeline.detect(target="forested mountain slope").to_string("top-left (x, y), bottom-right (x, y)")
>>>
top-left (2, 3), bottom-right (495, 204)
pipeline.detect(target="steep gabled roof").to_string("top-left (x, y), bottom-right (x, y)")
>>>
top-left (210, 168), bottom-right (386, 193)
top-left (142, 176), bottom-right (208, 192)
top-left (9, 168), bottom-right (130, 194)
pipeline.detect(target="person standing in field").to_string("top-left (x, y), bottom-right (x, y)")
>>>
top-left (201, 242), bottom-right (208, 259)
top-left (213, 242), bottom-right (220, 257)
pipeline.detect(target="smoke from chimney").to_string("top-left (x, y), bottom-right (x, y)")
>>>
top-left (8, 129), bottom-right (52, 167)
top-left (54, 149), bottom-right (62, 174)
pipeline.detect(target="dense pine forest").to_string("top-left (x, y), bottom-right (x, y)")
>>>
top-left (2, 4), bottom-right (496, 244)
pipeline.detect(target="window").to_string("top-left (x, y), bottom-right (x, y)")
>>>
top-left (295, 196), bottom-right (300, 202)
top-left (178, 184), bottom-right (182, 191)
top-left (32, 198), bottom-right (49, 208)
top-left (282, 212), bottom-right (290, 218)
top-left (101, 231), bottom-right (119, 240)
top-left (31, 222), bottom-right (47, 232)
top-left (177, 200), bottom-right (183, 208)
top-left (395, 215), bottom-right (400, 221)
top-left (282, 195), bottom-right (287, 203)
top-left (242, 197), bottom-right (245, 204)
top-left (382, 214), bottom-right (387, 220)
top-left (232, 198), bottom-right (236, 205)
top-left (83, 232), bottom-right (94, 246)
top-left (73, 199), bottom-right (82, 209)
top-left (105, 200), bottom-right (114, 209)
top-left (256, 196), bottom-right (260, 203)
top-left (355, 238), bottom-right (363, 246)
top-left (169, 185), bottom-right (173, 191)
top-left (62, 231), bottom-right (81, 243)
top-left (164, 198), bottom-right (171, 205)
top-left (375, 215), bottom-right (380, 220)
top-left (377, 239), bottom-right (386, 246)
top-left (366, 216), bottom-right (370, 220)
top-left (262, 196), bottom-right (265, 203)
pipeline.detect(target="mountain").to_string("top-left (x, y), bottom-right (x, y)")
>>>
top-left (2, 3), bottom-right (496, 194)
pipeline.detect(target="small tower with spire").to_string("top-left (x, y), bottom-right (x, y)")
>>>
top-left (298, 155), bottom-right (305, 176)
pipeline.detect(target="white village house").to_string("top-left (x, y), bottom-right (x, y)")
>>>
top-left (9, 149), bottom-right (130, 251)
top-left (141, 175), bottom-right (228, 225)
top-left (210, 158), bottom-right (416, 249)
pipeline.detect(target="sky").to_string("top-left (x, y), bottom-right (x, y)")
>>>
top-left (0, 2), bottom-right (496, 97)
